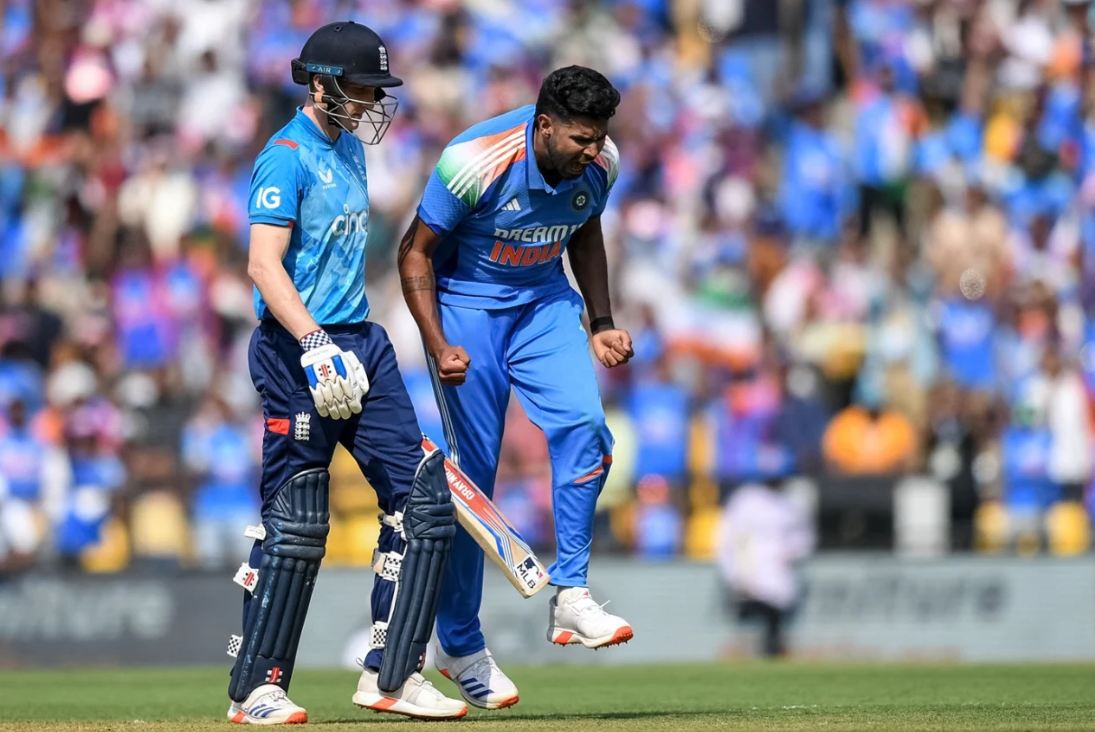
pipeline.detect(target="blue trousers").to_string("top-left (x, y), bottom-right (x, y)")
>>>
top-left (430, 289), bottom-right (613, 657)
top-left (247, 319), bottom-right (421, 671)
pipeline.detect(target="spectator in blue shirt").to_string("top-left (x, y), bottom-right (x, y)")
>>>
top-left (854, 63), bottom-right (923, 240)
top-left (779, 87), bottom-right (849, 248)
top-left (774, 364), bottom-right (830, 476)
top-left (0, 341), bottom-right (44, 415)
top-left (1001, 379), bottom-right (1058, 537)
top-left (54, 406), bottom-right (126, 564)
top-left (633, 475), bottom-right (681, 559)
top-left (712, 368), bottom-right (793, 491)
top-left (182, 394), bottom-right (259, 570)
top-left (936, 298), bottom-right (998, 392)
top-left (0, 399), bottom-right (48, 503)
top-left (628, 357), bottom-right (690, 489)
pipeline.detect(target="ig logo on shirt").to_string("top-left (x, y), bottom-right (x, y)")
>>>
top-left (256, 187), bottom-right (282, 209)
top-left (571, 190), bottom-right (589, 211)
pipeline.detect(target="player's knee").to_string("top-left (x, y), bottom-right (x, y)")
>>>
top-left (570, 401), bottom-right (607, 434)
top-left (552, 408), bottom-right (613, 483)
top-left (266, 468), bottom-right (331, 560)
top-left (577, 404), bottom-right (612, 448)
top-left (404, 449), bottom-right (456, 539)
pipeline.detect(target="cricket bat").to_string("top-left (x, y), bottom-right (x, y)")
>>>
top-left (421, 437), bottom-right (551, 598)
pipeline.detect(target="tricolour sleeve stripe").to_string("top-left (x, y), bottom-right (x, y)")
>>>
top-left (594, 136), bottom-right (620, 188)
top-left (451, 138), bottom-right (526, 199)
top-left (437, 124), bottom-right (528, 208)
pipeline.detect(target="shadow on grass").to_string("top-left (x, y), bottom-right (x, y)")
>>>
top-left (320, 709), bottom-right (740, 724)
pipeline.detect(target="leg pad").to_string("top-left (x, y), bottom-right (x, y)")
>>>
top-left (377, 449), bottom-right (456, 692)
top-left (228, 469), bottom-right (330, 702)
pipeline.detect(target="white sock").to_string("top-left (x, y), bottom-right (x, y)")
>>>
top-left (556, 586), bottom-right (589, 603)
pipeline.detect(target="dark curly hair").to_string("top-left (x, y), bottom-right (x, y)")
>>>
top-left (535, 66), bottom-right (621, 123)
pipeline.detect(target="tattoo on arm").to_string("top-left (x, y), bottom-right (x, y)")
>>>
top-left (397, 219), bottom-right (417, 268)
top-left (401, 274), bottom-right (434, 293)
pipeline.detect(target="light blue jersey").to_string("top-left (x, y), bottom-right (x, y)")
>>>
top-left (249, 108), bottom-right (372, 324)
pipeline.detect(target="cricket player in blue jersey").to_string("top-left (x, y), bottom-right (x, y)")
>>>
top-left (226, 21), bottom-right (466, 723)
top-left (399, 66), bottom-right (633, 709)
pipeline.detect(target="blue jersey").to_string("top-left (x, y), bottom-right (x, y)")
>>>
top-left (0, 429), bottom-right (45, 500)
top-left (417, 105), bottom-right (620, 309)
top-left (779, 121), bottom-right (847, 242)
top-left (248, 108), bottom-right (372, 325)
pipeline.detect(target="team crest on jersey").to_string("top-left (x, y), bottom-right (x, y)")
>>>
top-left (572, 190), bottom-right (590, 210)
top-left (295, 413), bottom-right (311, 442)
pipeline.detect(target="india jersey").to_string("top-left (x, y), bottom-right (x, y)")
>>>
top-left (417, 105), bottom-right (619, 309)
top-left (249, 108), bottom-right (372, 324)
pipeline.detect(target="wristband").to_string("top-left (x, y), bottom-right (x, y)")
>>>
top-left (590, 317), bottom-right (615, 334)
top-left (300, 329), bottom-right (333, 351)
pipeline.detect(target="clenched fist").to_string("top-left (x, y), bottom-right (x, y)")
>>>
top-left (592, 329), bottom-right (633, 368)
top-left (431, 344), bottom-right (471, 386)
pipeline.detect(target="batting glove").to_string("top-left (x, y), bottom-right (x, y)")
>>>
top-left (299, 330), bottom-right (369, 420)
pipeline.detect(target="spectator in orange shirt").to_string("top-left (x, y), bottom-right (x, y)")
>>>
top-left (822, 397), bottom-right (919, 475)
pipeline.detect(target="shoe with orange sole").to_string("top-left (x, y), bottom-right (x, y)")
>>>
top-left (435, 646), bottom-right (519, 710)
top-left (548, 587), bottom-right (634, 649)
top-left (352, 666), bottom-right (467, 720)
top-left (227, 685), bottom-right (307, 725)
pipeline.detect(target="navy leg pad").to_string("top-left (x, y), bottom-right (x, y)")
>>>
top-left (377, 449), bottom-right (456, 692)
top-left (228, 468), bottom-right (330, 702)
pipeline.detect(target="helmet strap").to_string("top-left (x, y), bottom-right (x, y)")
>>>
top-left (310, 75), bottom-right (351, 134)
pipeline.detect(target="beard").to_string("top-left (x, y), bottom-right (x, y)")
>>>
top-left (549, 145), bottom-right (588, 180)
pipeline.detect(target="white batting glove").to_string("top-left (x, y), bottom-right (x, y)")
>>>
top-left (299, 330), bottom-right (369, 420)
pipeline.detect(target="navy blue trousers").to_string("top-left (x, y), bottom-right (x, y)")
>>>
top-left (246, 319), bottom-right (422, 671)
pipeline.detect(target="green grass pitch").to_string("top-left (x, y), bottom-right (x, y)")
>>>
top-left (2, 663), bottom-right (1095, 731)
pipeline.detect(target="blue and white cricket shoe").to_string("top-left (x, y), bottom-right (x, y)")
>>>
top-left (227, 684), bottom-right (307, 725)
top-left (435, 646), bottom-right (519, 710)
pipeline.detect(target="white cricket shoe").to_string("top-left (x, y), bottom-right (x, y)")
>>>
top-left (548, 587), bottom-right (634, 649)
top-left (227, 684), bottom-right (308, 725)
top-left (435, 646), bottom-right (519, 710)
top-left (352, 666), bottom-right (468, 720)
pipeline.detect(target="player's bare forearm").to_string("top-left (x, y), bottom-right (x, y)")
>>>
top-left (247, 223), bottom-right (320, 341)
top-left (568, 217), bottom-right (632, 368)
top-left (399, 216), bottom-right (471, 385)
top-left (566, 216), bottom-right (613, 326)
top-left (397, 216), bottom-right (448, 355)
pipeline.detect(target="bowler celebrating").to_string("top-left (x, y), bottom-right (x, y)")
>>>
top-left (227, 21), bottom-right (466, 724)
top-left (399, 66), bottom-right (634, 710)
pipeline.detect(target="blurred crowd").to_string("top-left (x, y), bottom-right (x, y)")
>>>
top-left (1, 0), bottom-right (1095, 574)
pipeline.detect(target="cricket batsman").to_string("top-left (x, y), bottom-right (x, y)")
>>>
top-left (226, 21), bottom-right (466, 723)
top-left (399, 66), bottom-right (633, 709)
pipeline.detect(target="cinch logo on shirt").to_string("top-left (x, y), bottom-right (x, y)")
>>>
top-left (489, 240), bottom-right (563, 267)
top-left (329, 205), bottom-right (368, 237)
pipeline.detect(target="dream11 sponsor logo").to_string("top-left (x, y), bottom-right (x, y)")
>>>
top-left (488, 224), bottom-right (582, 268)
top-left (329, 204), bottom-right (368, 237)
